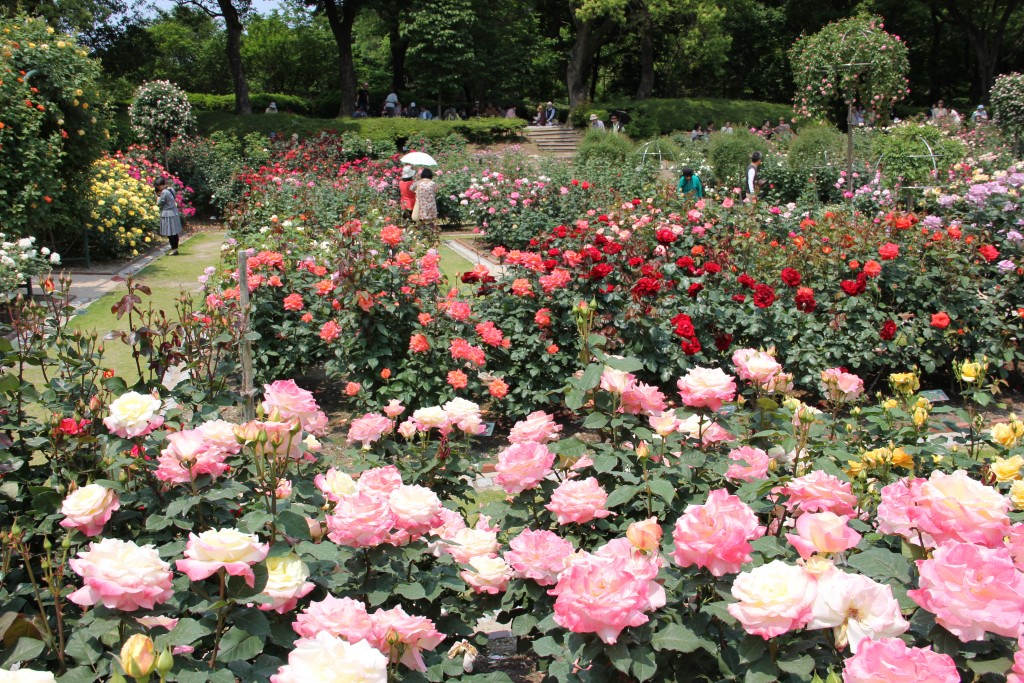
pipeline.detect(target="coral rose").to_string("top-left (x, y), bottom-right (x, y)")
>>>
top-left (908, 540), bottom-right (1024, 641)
top-left (495, 442), bottom-right (555, 494)
top-left (930, 312), bottom-right (951, 329)
top-left (672, 489), bottom-right (764, 576)
top-left (842, 637), bottom-right (958, 683)
top-left (727, 560), bottom-right (817, 639)
top-left (676, 367), bottom-right (736, 411)
top-left (60, 484), bottom-right (119, 537)
top-left (68, 539), bottom-right (173, 611)
top-left (546, 477), bottom-right (612, 524)
top-left (176, 528), bottom-right (270, 586)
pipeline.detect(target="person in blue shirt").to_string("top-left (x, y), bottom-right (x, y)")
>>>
top-left (677, 167), bottom-right (704, 199)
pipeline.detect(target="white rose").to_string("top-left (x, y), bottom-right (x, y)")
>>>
top-left (60, 484), bottom-right (119, 536)
top-left (411, 406), bottom-right (448, 428)
top-left (104, 391), bottom-right (163, 437)
top-left (262, 554), bottom-right (313, 613)
top-left (272, 632), bottom-right (386, 683)
top-left (446, 528), bottom-right (499, 564)
top-left (388, 485), bottom-right (442, 529)
top-left (0, 669), bottom-right (57, 682)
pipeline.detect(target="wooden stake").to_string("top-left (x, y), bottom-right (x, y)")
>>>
top-left (238, 251), bottom-right (255, 421)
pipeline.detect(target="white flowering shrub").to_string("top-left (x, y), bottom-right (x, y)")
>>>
top-left (129, 80), bottom-right (195, 148)
top-left (990, 73), bottom-right (1024, 140)
top-left (0, 233), bottom-right (60, 293)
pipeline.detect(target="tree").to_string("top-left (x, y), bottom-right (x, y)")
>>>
top-left (174, 0), bottom-right (252, 114)
top-left (790, 15), bottom-right (910, 178)
top-left (931, 0), bottom-right (1022, 100)
top-left (129, 80), bottom-right (196, 149)
top-left (990, 72), bottom-right (1024, 146)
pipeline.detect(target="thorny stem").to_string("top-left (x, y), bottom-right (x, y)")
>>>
top-left (208, 570), bottom-right (230, 669)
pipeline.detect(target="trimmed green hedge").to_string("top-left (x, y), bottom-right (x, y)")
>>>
top-left (194, 111), bottom-right (525, 145)
top-left (187, 92), bottom-right (312, 115)
top-left (572, 98), bottom-right (794, 138)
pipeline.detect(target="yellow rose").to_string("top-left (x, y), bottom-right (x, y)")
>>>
top-left (991, 455), bottom-right (1024, 483)
top-left (957, 359), bottom-right (984, 383)
top-left (990, 419), bottom-right (1024, 449)
top-left (120, 634), bottom-right (156, 679)
top-left (882, 398), bottom-right (898, 410)
top-left (1010, 481), bottom-right (1024, 510)
top-left (890, 447), bottom-right (914, 470)
top-left (889, 372), bottom-right (919, 395)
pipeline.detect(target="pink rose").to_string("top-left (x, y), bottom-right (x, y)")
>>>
top-left (382, 399), bottom-right (405, 418)
top-left (444, 527), bottom-right (499, 564)
top-left (625, 517), bottom-right (662, 553)
top-left (819, 368), bottom-right (865, 402)
top-left (196, 419), bottom-right (242, 454)
top-left (314, 467), bottom-right (357, 502)
top-left (808, 569), bottom-right (909, 651)
top-left (875, 477), bottom-right (930, 543)
top-left (731, 348), bottom-right (782, 386)
top-left (728, 560), bottom-right (816, 639)
top-left (773, 470), bottom-right (857, 516)
top-left (599, 367), bottom-right (634, 394)
top-left (908, 540), bottom-right (1024, 641)
top-left (672, 489), bottom-right (764, 576)
top-left (388, 485), bottom-right (443, 537)
top-left (262, 379), bottom-right (328, 434)
top-left (69, 539), bottom-right (173, 611)
top-left (346, 413), bottom-right (393, 447)
top-left (549, 551), bottom-right (663, 644)
top-left (356, 465), bottom-right (403, 498)
top-left (176, 529), bottom-right (270, 587)
top-left (676, 367), bottom-right (736, 411)
top-left (326, 492), bottom-right (395, 548)
top-left (725, 446), bottom-right (771, 483)
top-left (292, 595), bottom-right (373, 641)
top-left (785, 512), bottom-right (862, 559)
top-left (1009, 638), bottom-right (1024, 683)
top-left (908, 470), bottom-right (1010, 548)
top-left (237, 420), bottom-right (307, 462)
top-left (1009, 523), bottom-right (1024, 571)
top-left (155, 428), bottom-right (229, 484)
top-left (60, 484), bottom-right (119, 536)
top-left (504, 528), bottom-right (575, 586)
top-left (495, 442), bottom-right (555, 494)
top-left (546, 477), bottom-right (612, 524)
top-left (508, 410), bottom-right (562, 444)
top-left (442, 397), bottom-right (485, 434)
top-left (460, 555), bottom-right (513, 594)
top-left (261, 553), bottom-right (315, 614)
top-left (620, 382), bottom-right (667, 415)
top-left (841, 637), bottom-right (959, 683)
top-left (368, 605), bottom-right (446, 671)
top-left (272, 633), bottom-right (386, 683)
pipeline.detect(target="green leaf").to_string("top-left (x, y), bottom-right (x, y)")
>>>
top-left (394, 583), bottom-right (426, 601)
top-left (161, 618), bottom-right (213, 647)
top-left (277, 510), bottom-right (311, 541)
top-left (966, 657), bottom-right (1014, 676)
top-left (631, 645), bottom-right (657, 681)
top-left (847, 547), bottom-right (912, 584)
top-left (647, 477), bottom-right (675, 504)
top-left (605, 484), bottom-right (641, 509)
top-left (215, 626), bottom-right (265, 663)
top-left (651, 623), bottom-right (705, 653)
top-left (583, 413), bottom-right (609, 429)
top-left (577, 363), bottom-right (603, 391)
top-left (532, 635), bottom-right (562, 658)
top-left (512, 614), bottom-right (537, 636)
top-left (230, 608), bottom-right (271, 638)
top-left (778, 653), bottom-right (815, 677)
top-left (2, 637), bottom-right (45, 668)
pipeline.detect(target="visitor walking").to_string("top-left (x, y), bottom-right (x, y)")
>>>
top-left (399, 166), bottom-right (417, 220)
top-left (384, 91), bottom-right (399, 118)
top-left (356, 82), bottom-right (370, 113)
top-left (155, 178), bottom-right (183, 256)
top-left (589, 113), bottom-right (605, 131)
top-left (610, 114), bottom-right (624, 134)
top-left (411, 168), bottom-right (438, 240)
top-left (677, 167), bottom-right (705, 199)
top-left (744, 151), bottom-right (763, 201)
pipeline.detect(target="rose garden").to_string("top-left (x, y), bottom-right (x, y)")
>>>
top-left (3, 11), bottom-right (1024, 683)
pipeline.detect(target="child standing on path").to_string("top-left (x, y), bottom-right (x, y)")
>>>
top-left (155, 178), bottom-right (183, 255)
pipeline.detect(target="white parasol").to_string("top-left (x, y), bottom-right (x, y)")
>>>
top-left (399, 151), bottom-right (438, 166)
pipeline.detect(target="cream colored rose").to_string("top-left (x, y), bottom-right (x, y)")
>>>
top-left (460, 555), bottom-right (512, 594)
top-left (186, 529), bottom-right (267, 564)
top-left (103, 391), bottom-right (163, 437)
top-left (60, 484), bottom-right (119, 536)
top-left (991, 455), bottom-right (1024, 483)
top-left (388, 485), bottom-right (442, 529)
top-left (272, 632), bottom-right (387, 683)
top-left (262, 554), bottom-right (314, 613)
top-left (314, 469), bottom-right (357, 503)
top-left (446, 528), bottom-right (499, 564)
top-left (1009, 481), bottom-right (1024, 511)
top-left (411, 406), bottom-right (448, 428)
top-left (0, 668), bottom-right (57, 682)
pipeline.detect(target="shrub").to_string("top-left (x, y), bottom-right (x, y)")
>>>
top-left (990, 72), bottom-right (1024, 142)
top-left (873, 123), bottom-right (967, 186)
top-left (187, 91), bottom-right (312, 115)
top-left (130, 80), bottom-right (195, 148)
top-left (576, 130), bottom-right (635, 164)
top-left (707, 129), bottom-right (769, 187)
top-left (571, 98), bottom-right (794, 138)
top-left (0, 16), bottom-right (109, 250)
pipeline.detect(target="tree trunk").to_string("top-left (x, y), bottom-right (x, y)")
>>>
top-left (217, 0), bottom-right (250, 115)
top-left (388, 15), bottom-right (409, 94)
top-left (566, 15), bottom-right (614, 110)
top-left (589, 46), bottom-right (600, 102)
top-left (634, 6), bottom-right (654, 100)
top-left (324, 0), bottom-right (359, 117)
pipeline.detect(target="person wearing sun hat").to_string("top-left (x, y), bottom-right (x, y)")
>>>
top-left (399, 166), bottom-right (417, 220)
top-left (972, 104), bottom-right (988, 124)
top-left (589, 113), bottom-right (605, 131)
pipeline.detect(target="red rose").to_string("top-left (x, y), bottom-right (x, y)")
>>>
top-left (753, 284), bottom-right (777, 308)
top-left (656, 229), bottom-right (677, 244)
top-left (676, 256), bottom-right (695, 270)
top-left (794, 287), bottom-right (816, 313)
top-left (780, 267), bottom-right (802, 287)
top-left (930, 312), bottom-right (951, 329)
top-left (979, 244), bottom-right (1000, 262)
top-left (680, 337), bottom-right (702, 355)
top-left (714, 333), bottom-right (733, 351)
top-left (631, 277), bottom-right (661, 298)
top-left (589, 263), bottom-right (614, 280)
top-left (878, 242), bottom-right (899, 260)
top-left (627, 257), bottom-right (643, 267)
top-left (732, 294), bottom-right (747, 303)
top-left (688, 282), bottom-right (703, 297)
top-left (737, 273), bottom-right (756, 289)
top-left (879, 319), bottom-right (897, 340)
top-left (704, 262), bottom-right (722, 274)
top-left (671, 313), bottom-right (695, 338)
top-left (863, 260), bottom-right (882, 278)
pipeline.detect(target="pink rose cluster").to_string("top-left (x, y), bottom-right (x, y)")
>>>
top-left (676, 366), bottom-right (736, 412)
top-left (599, 366), bottom-right (666, 415)
top-left (672, 489), bottom-right (764, 576)
top-left (262, 379), bottom-right (329, 435)
top-left (773, 470), bottom-right (858, 517)
top-left (292, 595), bottom-right (445, 671)
top-left (324, 465), bottom-right (445, 547)
top-left (395, 398), bottom-right (486, 437)
top-left (549, 537), bottom-right (665, 644)
top-left (819, 367), bottom-right (865, 402)
top-left (732, 348), bottom-right (788, 391)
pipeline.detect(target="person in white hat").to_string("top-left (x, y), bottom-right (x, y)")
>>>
top-left (399, 166), bottom-right (417, 219)
top-left (589, 113), bottom-right (605, 131)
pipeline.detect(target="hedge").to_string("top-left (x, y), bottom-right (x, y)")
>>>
top-left (187, 92), bottom-right (312, 115)
top-left (194, 111), bottom-right (525, 145)
top-left (572, 98), bottom-right (795, 138)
